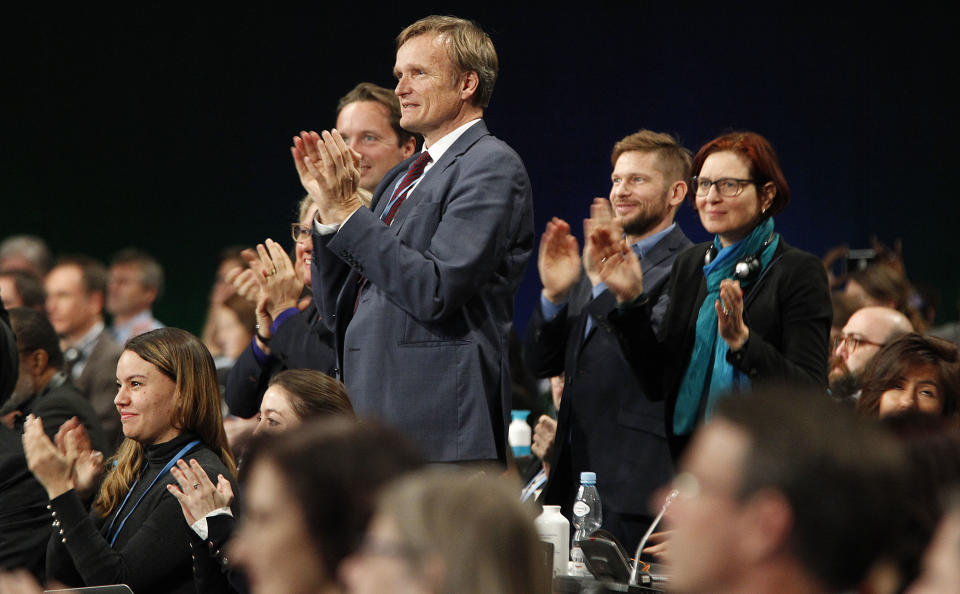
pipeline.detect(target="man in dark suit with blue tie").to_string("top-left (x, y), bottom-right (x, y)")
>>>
top-left (523, 130), bottom-right (693, 551)
top-left (292, 15), bottom-right (534, 464)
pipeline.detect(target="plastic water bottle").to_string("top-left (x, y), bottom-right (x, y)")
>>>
top-left (570, 471), bottom-right (602, 576)
top-left (508, 410), bottom-right (532, 457)
top-left (535, 505), bottom-right (570, 576)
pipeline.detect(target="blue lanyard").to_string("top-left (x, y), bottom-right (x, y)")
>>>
top-left (105, 439), bottom-right (201, 547)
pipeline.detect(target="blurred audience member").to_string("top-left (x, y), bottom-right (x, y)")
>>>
top-left (665, 387), bottom-right (906, 594)
top-left (0, 270), bottom-right (45, 310)
top-left (830, 306), bottom-right (913, 403)
top-left (23, 327), bottom-right (237, 594)
top-left (226, 368), bottom-right (354, 463)
top-left (521, 373), bottom-right (562, 502)
top-left (202, 247), bottom-right (247, 359)
top-left (225, 198), bottom-right (335, 419)
top-left (0, 235), bottom-right (52, 277)
top-left (846, 263), bottom-right (926, 332)
top-left (0, 302), bottom-right (16, 407)
top-left (211, 419), bottom-right (424, 594)
top-left (1, 308), bottom-right (107, 453)
top-left (45, 255), bottom-right (123, 450)
top-left (881, 413), bottom-right (960, 591)
top-left (341, 470), bottom-right (550, 594)
top-left (212, 294), bottom-right (257, 373)
top-left (930, 296), bottom-right (960, 346)
top-left (335, 82), bottom-right (417, 193)
top-left (828, 290), bottom-right (858, 347)
top-left (857, 334), bottom-right (960, 418)
top-left (253, 369), bottom-right (353, 436)
top-left (1, 301), bottom-right (52, 580)
top-left (907, 494), bottom-right (960, 594)
top-left (107, 248), bottom-right (165, 344)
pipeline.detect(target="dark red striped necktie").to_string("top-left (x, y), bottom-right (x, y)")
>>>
top-left (354, 151), bottom-right (433, 312)
top-left (381, 151), bottom-right (432, 225)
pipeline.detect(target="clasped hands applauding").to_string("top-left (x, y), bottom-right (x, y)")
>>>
top-left (572, 198), bottom-right (750, 352)
top-left (222, 128), bottom-right (363, 355)
top-left (291, 129), bottom-right (364, 226)
top-left (225, 239), bottom-right (308, 354)
top-left (22, 415), bottom-right (104, 501)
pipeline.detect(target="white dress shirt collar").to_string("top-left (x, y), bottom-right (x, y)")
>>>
top-left (419, 118), bottom-right (482, 176)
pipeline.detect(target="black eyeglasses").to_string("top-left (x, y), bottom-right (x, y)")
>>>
top-left (692, 177), bottom-right (757, 198)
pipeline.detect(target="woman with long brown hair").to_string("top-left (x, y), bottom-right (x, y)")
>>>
top-left (23, 327), bottom-right (236, 593)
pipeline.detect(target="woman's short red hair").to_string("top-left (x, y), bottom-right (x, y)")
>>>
top-left (691, 131), bottom-right (791, 218)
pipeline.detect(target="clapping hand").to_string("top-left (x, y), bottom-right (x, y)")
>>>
top-left (167, 458), bottom-right (234, 526)
top-left (531, 415), bottom-right (558, 475)
top-left (54, 417), bottom-right (104, 498)
top-left (716, 279), bottom-right (749, 350)
top-left (538, 217), bottom-right (581, 303)
top-left (582, 198), bottom-right (615, 286)
top-left (23, 415), bottom-right (103, 500)
top-left (588, 204), bottom-right (643, 304)
top-left (291, 130), bottom-right (363, 225)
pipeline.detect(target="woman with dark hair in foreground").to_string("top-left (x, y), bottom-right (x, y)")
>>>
top-left (857, 333), bottom-right (960, 419)
top-left (177, 418), bottom-right (423, 594)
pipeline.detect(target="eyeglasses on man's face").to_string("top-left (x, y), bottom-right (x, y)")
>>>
top-left (833, 333), bottom-right (885, 354)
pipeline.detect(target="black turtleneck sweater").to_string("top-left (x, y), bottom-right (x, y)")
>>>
top-left (46, 433), bottom-right (236, 594)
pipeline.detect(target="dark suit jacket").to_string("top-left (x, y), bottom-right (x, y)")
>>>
top-left (0, 424), bottom-right (51, 579)
top-left (74, 330), bottom-right (123, 452)
top-left (601, 238), bottom-right (832, 456)
top-left (313, 120), bottom-right (534, 462)
top-left (225, 303), bottom-right (336, 418)
top-left (17, 377), bottom-right (108, 454)
top-left (524, 225), bottom-right (691, 524)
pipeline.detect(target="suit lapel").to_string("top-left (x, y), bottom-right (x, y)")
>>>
top-left (391, 121), bottom-right (490, 233)
top-left (642, 226), bottom-right (685, 273)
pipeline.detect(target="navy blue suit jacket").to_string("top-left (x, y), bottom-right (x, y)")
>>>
top-left (524, 225), bottom-right (691, 524)
top-left (313, 120), bottom-right (534, 462)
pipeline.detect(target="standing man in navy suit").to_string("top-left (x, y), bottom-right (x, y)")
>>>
top-left (523, 130), bottom-right (692, 551)
top-left (292, 15), bottom-right (534, 464)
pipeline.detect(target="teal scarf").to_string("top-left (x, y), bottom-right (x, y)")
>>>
top-left (673, 218), bottom-right (780, 435)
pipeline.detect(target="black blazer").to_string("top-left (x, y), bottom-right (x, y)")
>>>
top-left (225, 303), bottom-right (336, 418)
top-left (16, 378), bottom-right (108, 454)
top-left (524, 225), bottom-right (692, 520)
top-left (598, 238), bottom-right (832, 457)
top-left (0, 425), bottom-right (51, 579)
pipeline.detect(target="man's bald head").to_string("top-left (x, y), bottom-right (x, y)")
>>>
top-left (830, 306), bottom-right (915, 397)
top-left (848, 306), bottom-right (914, 345)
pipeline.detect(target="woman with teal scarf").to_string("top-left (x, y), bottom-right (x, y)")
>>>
top-left (588, 132), bottom-right (831, 455)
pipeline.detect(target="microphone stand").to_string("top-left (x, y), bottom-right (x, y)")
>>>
top-left (628, 488), bottom-right (678, 586)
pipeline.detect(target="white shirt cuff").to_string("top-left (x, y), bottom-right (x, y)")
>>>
top-left (313, 207), bottom-right (361, 235)
top-left (189, 507), bottom-right (234, 539)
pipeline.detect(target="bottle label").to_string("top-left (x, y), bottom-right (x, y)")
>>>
top-left (573, 501), bottom-right (590, 517)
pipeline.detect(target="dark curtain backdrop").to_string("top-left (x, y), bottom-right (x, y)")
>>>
top-left (3, 4), bottom-right (956, 334)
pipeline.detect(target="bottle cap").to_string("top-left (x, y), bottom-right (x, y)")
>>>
top-left (580, 471), bottom-right (596, 485)
top-left (511, 409), bottom-right (530, 421)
